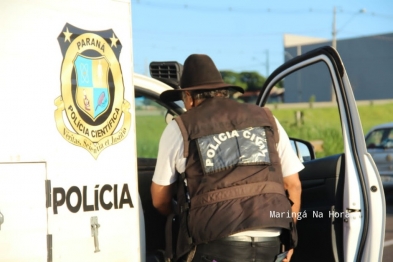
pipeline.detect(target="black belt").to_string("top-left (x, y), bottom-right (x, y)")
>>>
top-left (217, 235), bottom-right (280, 243)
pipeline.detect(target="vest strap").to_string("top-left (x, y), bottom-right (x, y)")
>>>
top-left (165, 213), bottom-right (176, 260)
top-left (174, 117), bottom-right (190, 158)
top-left (191, 181), bottom-right (286, 209)
top-left (263, 107), bottom-right (280, 143)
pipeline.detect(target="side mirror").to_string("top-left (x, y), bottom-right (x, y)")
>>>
top-left (290, 138), bottom-right (316, 162)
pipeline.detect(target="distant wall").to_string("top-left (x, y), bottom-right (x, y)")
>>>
top-left (283, 33), bottom-right (393, 103)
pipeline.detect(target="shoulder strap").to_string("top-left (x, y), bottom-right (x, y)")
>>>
top-left (174, 116), bottom-right (190, 158)
top-left (262, 107), bottom-right (280, 144)
top-left (165, 213), bottom-right (176, 260)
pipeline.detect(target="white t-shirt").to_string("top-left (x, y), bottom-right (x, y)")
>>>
top-left (152, 116), bottom-right (304, 237)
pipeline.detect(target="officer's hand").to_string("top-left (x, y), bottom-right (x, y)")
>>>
top-left (282, 248), bottom-right (293, 262)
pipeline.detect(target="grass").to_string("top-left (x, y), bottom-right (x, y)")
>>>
top-left (271, 102), bottom-right (393, 158)
top-left (135, 103), bottom-right (393, 158)
top-left (136, 114), bottom-right (167, 158)
top-left (272, 106), bottom-right (345, 158)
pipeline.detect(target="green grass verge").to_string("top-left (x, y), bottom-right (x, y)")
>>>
top-left (136, 114), bottom-right (167, 158)
top-left (271, 103), bottom-right (393, 158)
top-left (136, 103), bottom-right (393, 158)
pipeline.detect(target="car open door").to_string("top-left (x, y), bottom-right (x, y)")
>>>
top-left (256, 46), bottom-right (385, 261)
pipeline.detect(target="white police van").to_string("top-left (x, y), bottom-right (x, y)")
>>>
top-left (0, 0), bottom-right (386, 261)
top-left (0, 0), bottom-right (145, 261)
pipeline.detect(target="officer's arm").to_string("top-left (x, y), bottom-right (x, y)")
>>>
top-left (283, 173), bottom-right (302, 222)
top-left (151, 182), bottom-right (174, 216)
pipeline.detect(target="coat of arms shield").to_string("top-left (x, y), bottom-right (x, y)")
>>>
top-left (74, 55), bottom-right (110, 120)
top-left (54, 23), bottom-right (131, 159)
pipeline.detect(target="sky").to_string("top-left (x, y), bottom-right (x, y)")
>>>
top-left (131, 0), bottom-right (393, 78)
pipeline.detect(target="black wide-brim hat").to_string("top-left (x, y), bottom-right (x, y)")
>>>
top-left (160, 54), bottom-right (244, 102)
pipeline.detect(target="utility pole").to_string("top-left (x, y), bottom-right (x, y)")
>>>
top-left (331, 6), bottom-right (337, 102)
top-left (265, 49), bottom-right (269, 77)
top-left (332, 6), bottom-right (337, 50)
top-left (331, 7), bottom-right (366, 102)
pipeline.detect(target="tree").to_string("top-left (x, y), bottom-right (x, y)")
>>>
top-left (239, 71), bottom-right (266, 91)
top-left (220, 70), bottom-right (246, 90)
top-left (220, 70), bottom-right (267, 91)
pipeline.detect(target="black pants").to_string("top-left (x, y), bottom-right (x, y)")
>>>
top-left (190, 236), bottom-right (281, 262)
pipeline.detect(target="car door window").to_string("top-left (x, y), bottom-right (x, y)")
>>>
top-left (366, 129), bottom-right (384, 148)
top-left (268, 61), bottom-right (343, 159)
top-left (366, 128), bottom-right (393, 149)
top-left (135, 95), bottom-right (169, 158)
top-left (258, 59), bottom-right (346, 262)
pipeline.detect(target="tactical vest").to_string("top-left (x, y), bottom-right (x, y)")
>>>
top-left (171, 97), bottom-right (297, 261)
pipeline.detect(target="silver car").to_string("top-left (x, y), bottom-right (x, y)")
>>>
top-left (365, 122), bottom-right (393, 189)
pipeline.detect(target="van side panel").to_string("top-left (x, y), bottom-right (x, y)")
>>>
top-left (0, 0), bottom-right (142, 261)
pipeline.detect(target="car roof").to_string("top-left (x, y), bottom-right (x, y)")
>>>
top-left (366, 122), bottom-right (393, 134)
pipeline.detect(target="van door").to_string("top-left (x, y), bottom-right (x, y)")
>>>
top-left (256, 46), bottom-right (385, 261)
top-left (134, 73), bottom-right (185, 260)
top-left (0, 163), bottom-right (47, 262)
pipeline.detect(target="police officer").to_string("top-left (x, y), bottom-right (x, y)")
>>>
top-left (151, 54), bottom-right (303, 262)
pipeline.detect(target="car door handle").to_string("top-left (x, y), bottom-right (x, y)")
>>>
top-left (91, 216), bottom-right (100, 253)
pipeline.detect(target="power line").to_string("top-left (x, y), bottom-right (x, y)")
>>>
top-left (133, 29), bottom-right (328, 38)
top-left (133, 1), bottom-right (393, 19)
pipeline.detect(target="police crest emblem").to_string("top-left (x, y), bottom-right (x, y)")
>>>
top-left (55, 24), bottom-right (131, 159)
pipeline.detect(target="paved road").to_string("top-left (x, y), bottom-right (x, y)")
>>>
top-left (383, 193), bottom-right (393, 262)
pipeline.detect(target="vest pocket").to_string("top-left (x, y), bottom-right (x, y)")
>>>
top-left (196, 127), bottom-right (272, 175)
